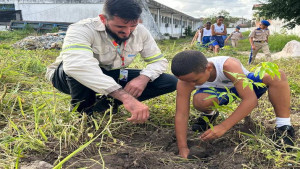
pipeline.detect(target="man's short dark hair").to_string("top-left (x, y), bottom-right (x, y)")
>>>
top-left (103, 0), bottom-right (142, 21)
top-left (206, 21), bottom-right (211, 25)
top-left (217, 16), bottom-right (225, 19)
top-left (171, 50), bottom-right (208, 77)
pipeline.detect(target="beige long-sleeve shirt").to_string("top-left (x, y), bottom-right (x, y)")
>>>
top-left (46, 17), bottom-right (168, 95)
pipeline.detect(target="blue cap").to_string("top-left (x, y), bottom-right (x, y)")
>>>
top-left (236, 26), bottom-right (240, 30)
top-left (261, 20), bottom-right (270, 26)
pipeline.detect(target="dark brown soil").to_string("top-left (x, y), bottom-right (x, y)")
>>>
top-left (19, 97), bottom-right (300, 168)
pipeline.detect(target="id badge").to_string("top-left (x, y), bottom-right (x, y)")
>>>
top-left (119, 69), bottom-right (128, 82)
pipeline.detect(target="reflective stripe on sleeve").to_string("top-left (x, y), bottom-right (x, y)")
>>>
top-left (144, 53), bottom-right (164, 63)
top-left (62, 44), bottom-right (93, 53)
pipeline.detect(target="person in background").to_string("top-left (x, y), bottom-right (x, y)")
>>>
top-left (46, 0), bottom-right (178, 123)
top-left (210, 16), bottom-right (227, 53)
top-left (225, 26), bottom-right (243, 48)
top-left (248, 20), bottom-right (271, 64)
top-left (200, 21), bottom-right (212, 51)
top-left (171, 50), bottom-right (295, 158)
top-left (191, 26), bottom-right (202, 45)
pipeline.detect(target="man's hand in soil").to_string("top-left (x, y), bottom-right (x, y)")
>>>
top-left (179, 147), bottom-right (190, 159)
top-left (124, 75), bottom-right (150, 98)
top-left (200, 124), bottom-right (227, 141)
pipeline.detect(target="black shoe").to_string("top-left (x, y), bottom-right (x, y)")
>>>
top-left (272, 125), bottom-right (295, 152)
top-left (91, 96), bottom-right (111, 114)
top-left (92, 96), bottom-right (120, 115)
top-left (192, 111), bottom-right (219, 132)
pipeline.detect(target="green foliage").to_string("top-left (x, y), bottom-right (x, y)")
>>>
top-left (23, 24), bottom-right (35, 32)
top-left (257, 0), bottom-right (300, 29)
top-left (202, 10), bottom-right (249, 27)
top-left (203, 10), bottom-right (230, 26)
top-left (184, 26), bottom-right (193, 37)
top-left (51, 27), bottom-right (59, 33)
top-left (0, 30), bottom-right (35, 43)
top-left (268, 33), bottom-right (300, 52)
top-left (251, 62), bottom-right (281, 80)
top-left (236, 31), bottom-right (300, 52)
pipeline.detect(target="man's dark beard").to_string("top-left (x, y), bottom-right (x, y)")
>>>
top-left (105, 25), bottom-right (131, 45)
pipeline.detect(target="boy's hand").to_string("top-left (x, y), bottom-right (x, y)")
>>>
top-left (200, 124), bottom-right (228, 141)
top-left (179, 147), bottom-right (190, 159)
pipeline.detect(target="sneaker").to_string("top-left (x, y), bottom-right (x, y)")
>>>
top-left (272, 125), bottom-right (295, 152)
top-left (192, 111), bottom-right (219, 132)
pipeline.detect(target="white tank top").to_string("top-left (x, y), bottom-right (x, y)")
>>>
top-left (196, 56), bottom-right (249, 89)
top-left (214, 23), bottom-right (225, 35)
top-left (197, 30), bottom-right (201, 42)
top-left (203, 28), bottom-right (212, 36)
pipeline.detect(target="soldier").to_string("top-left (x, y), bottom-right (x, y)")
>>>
top-left (248, 20), bottom-right (271, 64)
top-left (225, 26), bottom-right (243, 48)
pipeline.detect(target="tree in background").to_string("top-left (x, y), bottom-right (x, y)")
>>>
top-left (257, 0), bottom-right (300, 29)
top-left (203, 10), bottom-right (241, 27)
top-left (184, 26), bottom-right (193, 36)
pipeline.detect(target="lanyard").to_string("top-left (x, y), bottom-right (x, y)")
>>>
top-left (112, 40), bottom-right (127, 67)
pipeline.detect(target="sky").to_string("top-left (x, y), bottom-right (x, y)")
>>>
top-left (154, 0), bottom-right (259, 19)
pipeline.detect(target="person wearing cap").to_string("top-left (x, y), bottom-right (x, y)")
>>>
top-left (225, 26), bottom-right (243, 48)
top-left (248, 20), bottom-right (271, 64)
top-left (45, 0), bottom-right (178, 123)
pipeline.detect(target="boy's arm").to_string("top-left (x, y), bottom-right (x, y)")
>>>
top-left (200, 58), bottom-right (258, 141)
top-left (175, 80), bottom-right (195, 158)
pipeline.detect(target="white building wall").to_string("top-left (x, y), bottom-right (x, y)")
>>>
top-left (268, 19), bottom-right (300, 37)
top-left (15, 4), bottom-right (103, 22)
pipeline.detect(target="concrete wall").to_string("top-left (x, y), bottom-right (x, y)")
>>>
top-left (268, 19), bottom-right (300, 37)
top-left (15, 4), bottom-right (103, 22)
